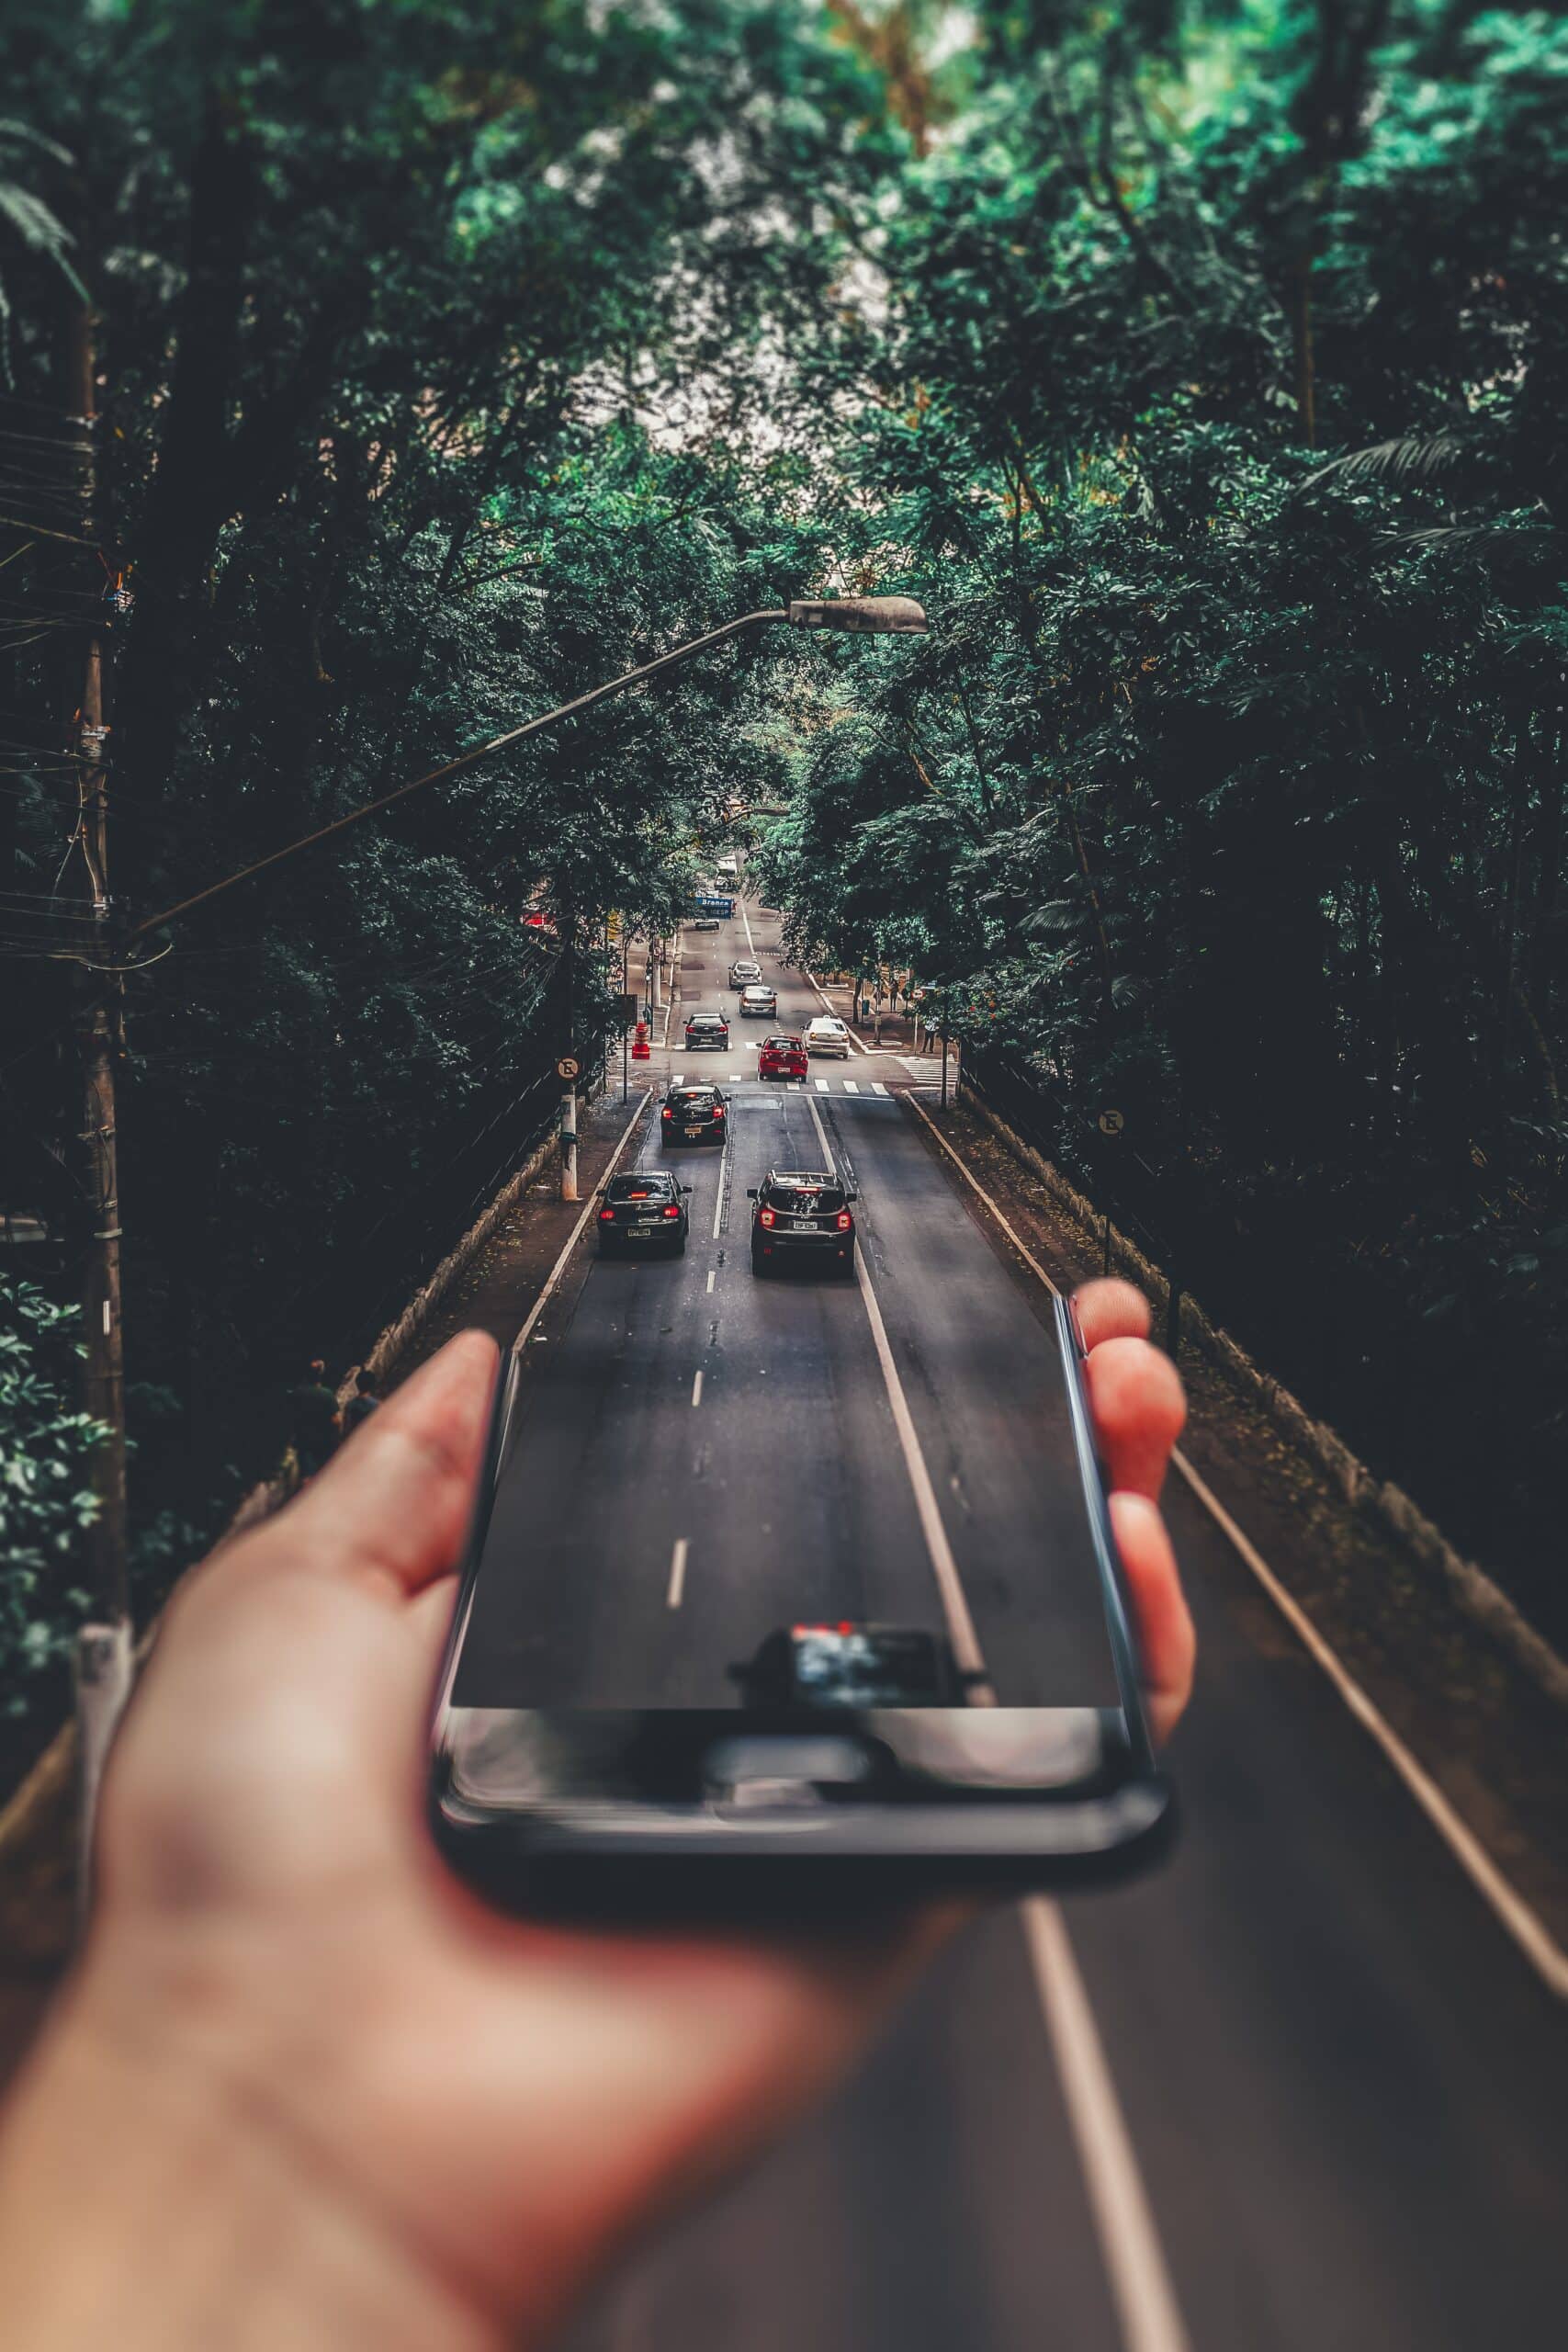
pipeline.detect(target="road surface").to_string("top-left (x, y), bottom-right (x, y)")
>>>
top-left (463, 900), bottom-right (1568, 2351)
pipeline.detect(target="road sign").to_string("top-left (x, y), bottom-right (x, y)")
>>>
top-left (1098, 1109), bottom-right (1125, 1136)
top-left (557, 1057), bottom-right (581, 1081)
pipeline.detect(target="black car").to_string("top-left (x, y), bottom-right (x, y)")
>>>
top-left (660, 1084), bottom-right (727, 1147)
top-left (730, 1623), bottom-right (965, 1710)
top-left (596, 1170), bottom-right (692, 1255)
top-left (683, 1012), bottom-right (730, 1052)
top-left (747, 1167), bottom-right (857, 1275)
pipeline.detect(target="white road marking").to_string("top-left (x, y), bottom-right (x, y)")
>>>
top-left (901, 1088), bottom-right (1568, 2002)
top-left (842, 1079), bottom-right (860, 1095)
top-left (872, 1080), bottom-right (889, 1096)
top-left (671, 1072), bottom-right (682, 1085)
top-left (809, 1080), bottom-right (1192, 2343)
top-left (691, 1369), bottom-right (704, 1409)
top-left (705, 1268), bottom-right (716, 1295)
top-left (667, 1538), bottom-right (689, 1608)
top-left (739, 896), bottom-right (756, 955)
top-left (1022, 1902), bottom-right (1193, 2352)
top-left (803, 1091), bottom-right (987, 1683)
top-left (814, 1077), bottom-right (829, 1092)
top-left (710, 1148), bottom-right (728, 1240)
top-left (511, 1092), bottom-right (649, 1356)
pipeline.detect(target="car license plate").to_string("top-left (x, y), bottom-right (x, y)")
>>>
top-left (684, 1125), bottom-right (704, 1137)
top-left (629, 1223), bottom-right (656, 1238)
top-left (788, 1216), bottom-right (818, 1231)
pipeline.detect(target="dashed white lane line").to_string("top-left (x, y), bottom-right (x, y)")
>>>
top-left (814, 1077), bottom-right (829, 1092)
top-left (691, 1369), bottom-right (704, 1409)
top-left (872, 1080), bottom-right (890, 1096)
top-left (666, 1539), bottom-right (689, 1609)
top-left (705, 1269), bottom-right (716, 1295)
top-left (710, 1148), bottom-right (728, 1240)
top-left (671, 1071), bottom-right (683, 1086)
top-left (511, 1091), bottom-right (650, 1356)
top-left (842, 1079), bottom-right (861, 1095)
top-left (807, 1080), bottom-right (1192, 2349)
top-left (901, 1088), bottom-right (1568, 2003)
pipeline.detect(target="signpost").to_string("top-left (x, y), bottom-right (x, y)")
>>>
top-left (558, 1057), bottom-right (581, 1202)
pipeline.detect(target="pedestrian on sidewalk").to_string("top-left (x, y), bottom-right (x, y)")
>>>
top-left (343, 1366), bottom-right (381, 1436)
top-left (289, 1356), bottom-right (341, 1483)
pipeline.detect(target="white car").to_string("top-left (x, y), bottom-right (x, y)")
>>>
top-left (805, 1015), bottom-right (852, 1059)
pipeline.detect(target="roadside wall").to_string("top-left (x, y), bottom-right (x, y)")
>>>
top-left (962, 1089), bottom-right (1568, 1712)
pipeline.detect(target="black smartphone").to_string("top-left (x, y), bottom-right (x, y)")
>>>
top-left (431, 1291), bottom-right (1173, 1914)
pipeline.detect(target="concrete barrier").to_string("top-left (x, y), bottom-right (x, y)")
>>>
top-left (964, 1093), bottom-right (1568, 1713)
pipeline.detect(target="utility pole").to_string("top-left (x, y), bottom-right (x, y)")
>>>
top-left (559, 899), bottom-right (579, 1203)
top-left (69, 288), bottom-right (134, 1879)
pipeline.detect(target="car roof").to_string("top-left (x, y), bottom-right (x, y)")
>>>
top-left (606, 1170), bottom-right (675, 1194)
top-left (807, 1013), bottom-right (844, 1027)
top-left (687, 1012), bottom-right (726, 1024)
top-left (766, 1168), bottom-right (837, 1185)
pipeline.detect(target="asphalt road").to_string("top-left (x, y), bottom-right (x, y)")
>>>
top-left (463, 904), bottom-right (1568, 2351)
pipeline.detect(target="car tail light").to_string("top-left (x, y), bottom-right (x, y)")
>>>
top-left (661, 1107), bottom-right (672, 1119)
top-left (759, 1206), bottom-right (776, 1227)
top-left (712, 1104), bottom-right (725, 1119)
top-left (598, 1208), bottom-right (615, 1222)
top-left (662, 1204), bottom-right (681, 1219)
top-left (836, 1211), bottom-right (852, 1231)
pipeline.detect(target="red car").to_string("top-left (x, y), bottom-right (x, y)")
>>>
top-left (757, 1033), bottom-right (807, 1080)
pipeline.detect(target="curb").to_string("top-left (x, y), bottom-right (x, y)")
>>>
top-left (963, 1093), bottom-right (1568, 1713)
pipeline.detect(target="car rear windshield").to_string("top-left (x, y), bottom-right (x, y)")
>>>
top-left (687, 1017), bottom-right (725, 1031)
top-left (764, 1180), bottom-right (845, 1212)
top-left (763, 1037), bottom-right (801, 1051)
top-left (667, 1090), bottom-right (716, 1110)
top-left (606, 1175), bottom-right (671, 1202)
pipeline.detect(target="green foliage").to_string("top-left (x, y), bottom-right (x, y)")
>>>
top-left (0, 1279), bottom-right (99, 1719)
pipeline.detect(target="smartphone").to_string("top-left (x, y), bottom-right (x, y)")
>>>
top-left (430, 1292), bottom-right (1173, 1914)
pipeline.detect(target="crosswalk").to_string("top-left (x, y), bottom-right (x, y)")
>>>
top-left (668, 1072), bottom-right (892, 1096)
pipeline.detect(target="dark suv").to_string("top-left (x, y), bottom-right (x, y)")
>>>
top-left (747, 1168), bottom-right (857, 1276)
top-left (596, 1170), bottom-right (692, 1256)
top-left (683, 1012), bottom-right (729, 1052)
top-left (660, 1084), bottom-right (727, 1147)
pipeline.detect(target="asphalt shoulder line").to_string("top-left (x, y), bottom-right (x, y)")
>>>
top-left (901, 1089), bottom-right (1568, 2002)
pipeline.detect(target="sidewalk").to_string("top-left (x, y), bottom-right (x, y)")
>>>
top-left (804, 971), bottom-right (940, 1057)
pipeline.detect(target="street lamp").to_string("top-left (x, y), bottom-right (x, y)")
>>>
top-left (129, 594), bottom-right (929, 943)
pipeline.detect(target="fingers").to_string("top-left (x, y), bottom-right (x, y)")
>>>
top-left (1111, 1491), bottom-right (1195, 1745)
top-left (1081, 1325), bottom-right (1185, 1501)
top-left (1071, 1277), bottom-right (1151, 1350)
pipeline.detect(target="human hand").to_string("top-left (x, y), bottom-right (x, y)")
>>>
top-left (0, 1279), bottom-right (1189, 2350)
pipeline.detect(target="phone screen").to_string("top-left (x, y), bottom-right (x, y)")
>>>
top-left (438, 1273), bottom-right (1149, 1820)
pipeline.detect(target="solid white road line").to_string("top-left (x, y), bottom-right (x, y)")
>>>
top-left (803, 1091), bottom-right (987, 1682)
top-left (806, 1091), bottom-right (1194, 2345)
top-left (667, 1538), bottom-right (689, 1609)
top-left (739, 896), bottom-right (756, 955)
top-left (705, 1268), bottom-right (716, 1295)
top-left (711, 1148), bottom-right (728, 1240)
top-left (691, 1368), bottom-right (704, 1409)
top-left (901, 1089), bottom-right (1568, 2002)
top-left (511, 1092), bottom-right (650, 1356)
top-left (1022, 1902), bottom-right (1193, 2352)
top-left (804, 967), bottom-right (871, 1051)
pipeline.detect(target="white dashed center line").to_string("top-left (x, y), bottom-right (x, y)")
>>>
top-left (666, 1539), bottom-right (689, 1608)
top-left (705, 1268), bottom-right (716, 1295)
top-left (691, 1368), bottom-right (704, 1408)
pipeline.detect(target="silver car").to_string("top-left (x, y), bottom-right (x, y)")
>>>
top-left (739, 984), bottom-right (777, 1017)
top-left (805, 1015), bottom-right (852, 1059)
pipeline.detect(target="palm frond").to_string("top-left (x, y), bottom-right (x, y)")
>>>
top-left (1306, 432), bottom-right (1465, 492)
